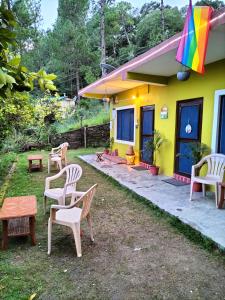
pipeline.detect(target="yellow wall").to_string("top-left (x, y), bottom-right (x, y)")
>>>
top-left (110, 59), bottom-right (225, 176)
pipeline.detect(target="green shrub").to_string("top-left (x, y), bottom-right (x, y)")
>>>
top-left (0, 152), bottom-right (17, 183)
top-left (1, 131), bottom-right (35, 153)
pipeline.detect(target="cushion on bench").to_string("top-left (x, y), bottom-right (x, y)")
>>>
top-left (102, 154), bottom-right (127, 164)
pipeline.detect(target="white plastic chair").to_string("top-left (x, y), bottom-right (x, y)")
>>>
top-left (48, 184), bottom-right (98, 257)
top-left (44, 164), bottom-right (83, 214)
top-left (190, 154), bottom-right (225, 207)
top-left (48, 142), bottom-right (69, 173)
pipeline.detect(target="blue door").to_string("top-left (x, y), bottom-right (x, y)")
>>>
top-left (140, 106), bottom-right (154, 164)
top-left (218, 96), bottom-right (225, 154)
top-left (175, 99), bottom-right (203, 176)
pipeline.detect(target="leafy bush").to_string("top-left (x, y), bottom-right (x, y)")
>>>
top-left (26, 124), bottom-right (57, 145)
top-left (144, 131), bottom-right (167, 165)
top-left (1, 131), bottom-right (36, 153)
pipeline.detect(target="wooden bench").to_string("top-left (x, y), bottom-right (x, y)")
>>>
top-left (102, 154), bottom-right (127, 164)
top-left (0, 195), bottom-right (37, 249)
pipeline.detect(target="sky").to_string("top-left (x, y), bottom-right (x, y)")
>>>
top-left (40, 0), bottom-right (197, 30)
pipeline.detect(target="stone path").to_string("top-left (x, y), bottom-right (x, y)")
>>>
top-left (80, 154), bottom-right (225, 249)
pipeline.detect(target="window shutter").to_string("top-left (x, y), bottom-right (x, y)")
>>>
top-left (117, 108), bottom-right (134, 142)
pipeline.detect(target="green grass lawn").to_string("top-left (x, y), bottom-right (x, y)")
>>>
top-left (1, 149), bottom-right (225, 299)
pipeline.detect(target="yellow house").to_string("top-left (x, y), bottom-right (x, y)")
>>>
top-left (79, 9), bottom-right (225, 181)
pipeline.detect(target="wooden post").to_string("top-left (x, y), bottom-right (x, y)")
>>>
top-left (29, 216), bottom-right (36, 246)
top-left (84, 126), bottom-right (87, 148)
top-left (2, 220), bottom-right (8, 250)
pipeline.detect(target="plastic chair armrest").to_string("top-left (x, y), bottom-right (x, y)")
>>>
top-left (51, 204), bottom-right (68, 210)
top-left (70, 191), bottom-right (86, 205)
top-left (51, 145), bottom-right (61, 152)
top-left (191, 160), bottom-right (206, 177)
top-left (45, 170), bottom-right (65, 189)
top-left (50, 205), bottom-right (68, 221)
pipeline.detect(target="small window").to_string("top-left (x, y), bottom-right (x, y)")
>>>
top-left (117, 108), bottom-right (134, 142)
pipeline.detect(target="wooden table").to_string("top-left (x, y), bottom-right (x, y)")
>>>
top-left (96, 152), bottom-right (104, 162)
top-left (28, 155), bottom-right (43, 172)
top-left (0, 195), bottom-right (37, 249)
top-left (218, 183), bottom-right (225, 209)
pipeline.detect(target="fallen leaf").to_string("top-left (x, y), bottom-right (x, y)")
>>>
top-left (29, 293), bottom-right (37, 300)
top-left (134, 247), bottom-right (142, 251)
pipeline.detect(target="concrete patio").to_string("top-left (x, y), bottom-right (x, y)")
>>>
top-left (80, 154), bottom-right (225, 250)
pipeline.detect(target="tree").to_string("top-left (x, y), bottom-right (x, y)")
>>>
top-left (140, 1), bottom-right (170, 18)
top-left (97, 0), bottom-right (115, 75)
top-left (12, 0), bottom-right (193, 102)
top-left (136, 7), bottom-right (183, 49)
top-left (195, 0), bottom-right (225, 9)
top-left (0, 5), bottom-right (57, 97)
top-left (48, 0), bottom-right (94, 99)
top-left (0, 4), bottom-right (57, 140)
top-left (88, 1), bottom-right (136, 66)
top-left (160, 0), bottom-right (165, 40)
top-left (12, 0), bottom-right (41, 56)
top-left (99, 0), bottom-right (106, 76)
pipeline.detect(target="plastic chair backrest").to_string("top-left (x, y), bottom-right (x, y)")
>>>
top-left (64, 164), bottom-right (82, 189)
top-left (73, 184), bottom-right (98, 220)
top-left (60, 142), bottom-right (69, 160)
top-left (204, 154), bottom-right (225, 180)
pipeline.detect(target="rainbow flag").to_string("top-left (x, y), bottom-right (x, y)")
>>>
top-left (176, 1), bottom-right (213, 74)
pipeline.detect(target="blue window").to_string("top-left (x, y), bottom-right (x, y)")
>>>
top-left (117, 108), bottom-right (134, 142)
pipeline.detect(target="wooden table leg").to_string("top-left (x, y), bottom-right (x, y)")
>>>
top-left (218, 185), bottom-right (225, 209)
top-left (28, 160), bottom-right (32, 172)
top-left (40, 159), bottom-right (43, 171)
top-left (2, 220), bottom-right (8, 250)
top-left (29, 216), bottom-right (36, 246)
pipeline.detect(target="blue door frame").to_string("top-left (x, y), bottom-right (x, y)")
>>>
top-left (175, 98), bottom-right (203, 177)
top-left (140, 106), bottom-right (155, 164)
top-left (218, 96), bottom-right (225, 154)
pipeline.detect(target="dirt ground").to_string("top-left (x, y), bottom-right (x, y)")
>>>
top-left (1, 150), bottom-right (225, 299)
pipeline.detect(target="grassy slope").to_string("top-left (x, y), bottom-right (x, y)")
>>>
top-left (56, 111), bottom-right (109, 133)
top-left (0, 153), bottom-right (17, 185)
top-left (0, 149), bottom-right (225, 299)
